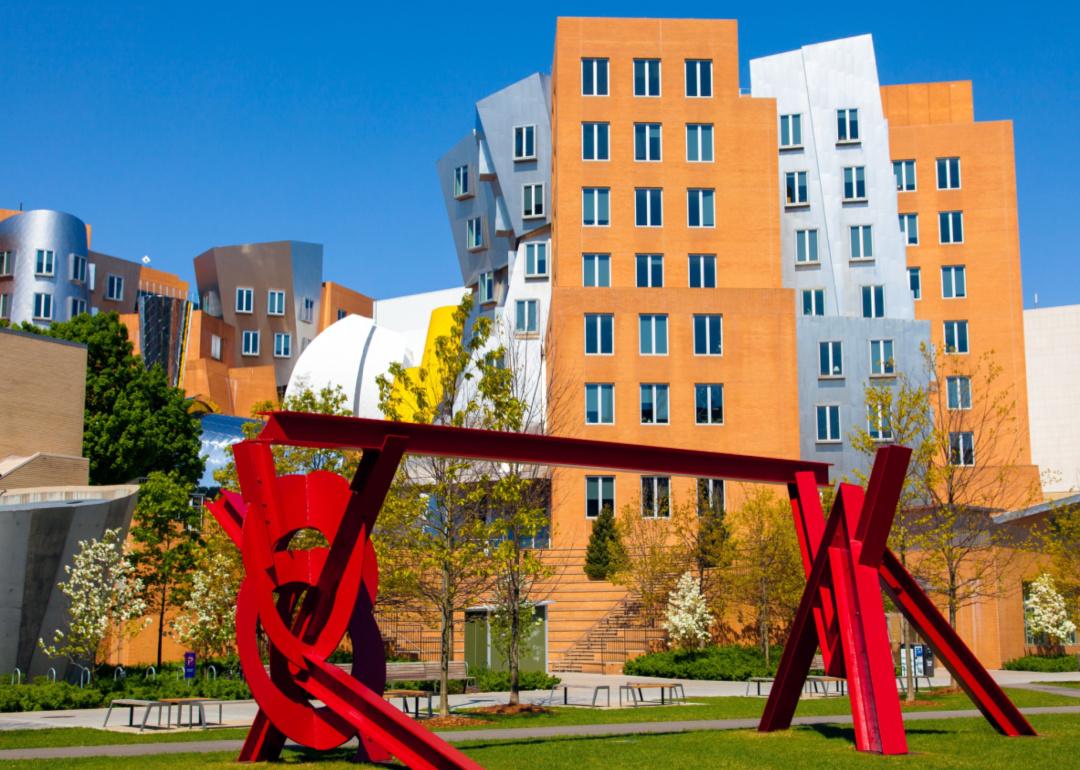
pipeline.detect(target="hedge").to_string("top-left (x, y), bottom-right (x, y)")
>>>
top-left (1002, 654), bottom-right (1079, 672)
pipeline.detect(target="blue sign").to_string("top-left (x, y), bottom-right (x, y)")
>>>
top-left (184, 651), bottom-right (196, 680)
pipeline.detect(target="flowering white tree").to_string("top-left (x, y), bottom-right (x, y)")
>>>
top-left (38, 528), bottom-right (147, 668)
top-left (1026, 572), bottom-right (1077, 649)
top-left (171, 553), bottom-right (241, 659)
top-left (663, 571), bottom-right (713, 651)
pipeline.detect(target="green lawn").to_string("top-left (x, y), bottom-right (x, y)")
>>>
top-left (1034, 680), bottom-right (1080, 689)
top-left (0, 713), bottom-right (1077, 769)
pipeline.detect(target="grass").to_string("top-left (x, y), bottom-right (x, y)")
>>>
top-left (1034, 680), bottom-right (1080, 689)
top-left (0, 726), bottom-right (249, 750)
top-left (0, 713), bottom-right (1078, 769)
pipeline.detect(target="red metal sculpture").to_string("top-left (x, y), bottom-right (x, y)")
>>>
top-left (208, 412), bottom-right (1033, 766)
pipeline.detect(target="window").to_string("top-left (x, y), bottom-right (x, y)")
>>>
top-left (693, 314), bottom-right (722, 356)
top-left (686, 124), bottom-right (713, 162)
top-left (0, 250), bottom-right (12, 276)
top-left (909, 267), bottom-right (922, 300)
top-left (582, 253), bottom-right (611, 287)
top-left (685, 59), bottom-right (712, 97)
top-left (267, 289), bottom-right (286, 316)
top-left (513, 124), bottom-right (536, 161)
top-left (688, 254), bottom-right (716, 287)
top-left (68, 297), bottom-right (86, 317)
top-left (893, 160), bottom-right (916, 191)
top-left (107, 274), bottom-right (125, 302)
top-left (337, 309), bottom-right (347, 321)
top-left (34, 249), bottom-right (56, 277)
top-left (634, 123), bottom-right (662, 161)
top-left (453, 165), bottom-right (470, 198)
top-left (33, 292), bottom-right (53, 320)
top-left (635, 254), bottom-right (664, 288)
top-left (210, 334), bottom-right (222, 361)
top-left (585, 383), bottom-right (614, 424)
top-left (779, 114), bottom-right (802, 148)
top-left (899, 213), bottom-right (919, 245)
top-left (816, 404), bottom-right (841, 443)
top-left (584, 313), bottom-right (614, 355)
top-left (939, 211), bottom-right (964, 243)
top-left (635, 188), bottom-right (662, 227)
top-left (687, 188), bottom-right (715, 228)
top-left (273, 332), bottom-right (292, 358)
top-left (695, 383), bottom-right (724, 425)
top-left (478, 271), bottom-right (495, 304)
top-left (641, 476), bottom-right (670, 518)
top-left (942, 265), bottom-right (967, 298)
top-left (639, 314), bottom-right (668, 355)
top-left (785, 171), bottom-right (808, 206)
top-left (466, 216), bottom-right (484, 249)
top-left (949, 431), bottom-right (975, 466)
top-left (300, 297), bottom-right (315, 324)
top-left (640, 383), bottom-right (670, 424)
top-left (862, 285), bottom-right (885, 318)
top-left (525, 242), bottom-right (548, 277)
top-left (241, 330), bottom-right (260, 356)
top-left (582, 122), bottom-right (610, 160)
top-left (0, 292), bottom-right (9, 319)
top-left (583, 188), bottom-right (611, 226)
top-left (936, 157), bottom-right (961, 189)
top-left (849, 225), bottom-right (874, 261)
top-left (585, 476), bottom-right (615, 518)
top-left (870, 339), bottom-right (896, 377)
top-left (947, 376), bottom-right (972, 410)
top-left (522, 183), bottom-right (544, 218)
top-left (819, 341), bottom-right (843, 378)
top-left (868, 403), bottom-right (894, 442)
top-left (795, 229), bottom-right (819, 264)
top-left (515, 299), bottom-right (539, 334)
top-left (944, 320), bottom-right (969, 354)
top-left (633, 58), bottom-right (661, 96)
top-left (69, 254), bottom-right (87, 283)
top-left (581, 57), bottom-right (609, 96)
top-left (843, 166), bottom-right (867, 201)
top-left (697, 478), bottom-right (725, 515)
top-left (837, 108), bottom-right (860, 142)
top-left (802, 288), bottom-right (825, 317)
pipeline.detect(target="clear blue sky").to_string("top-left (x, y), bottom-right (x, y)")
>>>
top-left (2, 2), bottom-right (1076, 308)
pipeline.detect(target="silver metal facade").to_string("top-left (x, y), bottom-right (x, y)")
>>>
top-left (0, 210), bottom-right (90, 327)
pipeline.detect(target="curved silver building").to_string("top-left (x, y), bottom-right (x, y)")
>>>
top-left (0, 210), bottom-right (91, 327)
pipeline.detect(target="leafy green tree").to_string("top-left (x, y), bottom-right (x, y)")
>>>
top-left (584, 506), bottom-right (623, 581)
top-left (1046, 502), bottom-right (1080, 626)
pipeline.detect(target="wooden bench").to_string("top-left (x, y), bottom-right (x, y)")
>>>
top-left (103, 699), bottom-right (167, 732)
top-left (619, 681), bottom-right (686, 707)
top-left (384, 688), bottom-right (433, 717)
top-left (806, 675), bottom-right (846, 696)
top-left (745, 677), bottom-right (774, 696)
top-left (333, 661), bottom-right (474, 691)
top-left (546, 684), bottom-right (611, 708)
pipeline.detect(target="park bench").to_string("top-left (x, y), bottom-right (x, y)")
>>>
top-left (805, 675), bottom-right (846, 696)
top-left (746, 677), bottom-right (774, 696)
top-left (383, 688), bottom-right (434, 717)
top-left (619, 681), bottom-right (686, 707)
top-left (545, 683), bottom-right (611, 707)
top-left (158, 697), bottom-right (225, 728)
top-left (103, 698), bottom-right (167, 732)
top-left (333, 660), bottom-right (474, 692)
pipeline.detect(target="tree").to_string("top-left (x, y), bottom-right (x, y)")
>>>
top-left (611, 500), bottom-right (689, 625)
top-left (663, 571), bottom-right (713, 651)
top-left (1046, 502), bottom-right (1080, 627)
top-left (171, 551), bottom-right (242, 660)
top-left (129, 471), bottom-right (204, 666)
top-left (1024, 573), bottom-right (1077, 653)
top-left (584, 506), bottom-right (624, 581)
top-left (39, 529), bottom-right (147, 669)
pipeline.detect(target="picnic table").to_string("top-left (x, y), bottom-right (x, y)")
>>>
top-left (158, 697), bottom-right (224, 728)
top-left (806, 675), bottom-right (846, 695)
top-left (384, 688), bottom-right (433, 717)
top-left (103, 699), bottom-right (168, 732)
top-left (545, 684), bottom-right (611, 707)
top-left (619, 681), bottom-right (686, 707)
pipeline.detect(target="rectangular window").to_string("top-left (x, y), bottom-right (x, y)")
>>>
top-left (686, 124), bottom-right (713, 162)
top-left (796, 229), bottom-right (819, 264)
top-left (68, 297), bottom-right (86, 318)
top-left (478, 271), bottom-right (495, 304)
top-left (688, 254), bottom-right (716, 288)
top-left (638, 314), bottom-right (668, 355)
top-left (640, 383), bottom-right (670, 425)
top-left (939, 211), bottom-right (964, 243)
top-left (909, 267), bottom-right (922, 300)
top-left (267, 289), bottom-right (286, 316)
top-left (949, 431), bottom-right (975, 466)
top-left (525, 242), bottom-right (548, 277)
top-left (453, 165), bottom-right (470, 198)
top-left (868, 403), bottom-right (894, 442)
top-left (69, 254), bottom-right (87, 283)
top-left (695, 383), bottom-right (724, 425)
top-left (581, 57), bottom-right (609, 96)
top-left (802, 288), bottom-right (825, 317)
top-left (210, 334), bottom-right (222, 361)
top-left (687, 188), bottom-right (715, 228)
top-left (893, 160), bottom-right (916, 191)
top-left (466, 217), bottom-right (484, 250)
top-left (850, 225), bottom-right (874, 260)
top-left (582, 122), bottom-right (610, 160)
top-left (843, 166), bottom-right (867, 201)
top-left (583, 188), bottom-right (611, 226)
top-left (33, 292), bottom-right (53, 320)
top-left (633, 58), bottom-right (661, 97)
top-left (585, 476), bottom-right (615, 518)
top-left (584, 313), bottom-right (614, 355)
top-left (819, 341), bottom-right (843, 378)
top-left (0, 293), bottom-right (9, 319)
top-left (947, 376), bottom-right (972, 410)
top-left (35, 249), bottom-right (55, 276)
top-left (300, 297), bottom-right (315, 324)
top-left (522, 183), bottom-right (544, 218)
top-left (515, 299), bottom-right (539, 334)
top-left (837, 108), bottom-right (860, 142)
top-left (273, 332), bottom-right (292, 358)
top-left (641, 476), bottom-right (670, 518)
top-left (937, 157), bottom-right (961, 189)
top-left (685, 59), bottom-right (712, 97)
top-left (862, 285), bottom-right (885, 318)
top-left (870, 339), bottom-right (896, 377)
top-left (241, 330), bottom-right (260, 356)
top-left (634, 123), bottom-right (662, 161)
top-left (944, 320), bottom-right (969, 354)
top-left (582, 253), bottom-right (611, 287)
top-left (785, 171), bottom-right (808, 206)
top-left (697, 478), bottom-right (725, 515)
top-left (337, 309), bottom-right (347, 321)
top-left (635, 254), bottom-right (664, 288)
top-left (816, 404), bottom-right (841, 443)
top-left (0, 250), bottom-right (12, 276)
top-left (107, 274), bottom-right (125, 303)
top-left (780, 114), bottom-right (802, 148)
top-left (635, 188), bottom-right (663, 227)
top-left (693, 314), bottom-right (722, 356)
top-left (942, 265), bottom-right (967, 298)
top-left (899, 213), bottom-right (919, 245)
top-left (514, 124), bottom-right (536, 161)
top-left (585, 383), bottom-right (615, 424)
top-left (235, 286), bottom-right (253, 313)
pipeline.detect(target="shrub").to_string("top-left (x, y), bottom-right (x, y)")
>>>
top-left (1002, 654), bottom-right (1079, 672)
top-left (623, 644), bottom-right (784, 681)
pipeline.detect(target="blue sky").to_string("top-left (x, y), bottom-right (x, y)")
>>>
top-left (2, 2), bottom-right (1076, 308)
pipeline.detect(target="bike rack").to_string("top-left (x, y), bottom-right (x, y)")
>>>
top-left (10, 668), bottom-right (21, 685)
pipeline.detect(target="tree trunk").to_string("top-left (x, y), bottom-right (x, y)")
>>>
top-left (439, 604), bottom-right (452, 717)
top-left (946, 586), bottom-right (958, 688)
top-left (508, 601), bottom-right (521, 706)
top-left (902, 617), bottom-right (916, 703)
top-left (157, 585), bottom-right (167, 668)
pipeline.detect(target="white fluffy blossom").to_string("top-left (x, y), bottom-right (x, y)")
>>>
top-left (663, 571), bottom-right (713, 650)
top-left (1026, 572), bottom-right (1077, 645)
top-left (171, 553), bottom-right (240, 659)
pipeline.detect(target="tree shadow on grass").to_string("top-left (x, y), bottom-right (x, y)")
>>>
top-left (803, 723), bottom-right (950, 743)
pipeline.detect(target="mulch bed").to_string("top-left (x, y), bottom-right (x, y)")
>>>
top-left (422, 715), bottom-right (493, 729)
top-left (468, 704), bottom-right (553, 716)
